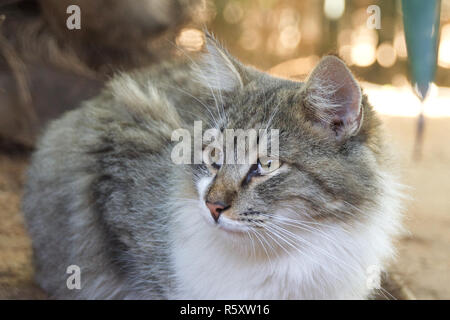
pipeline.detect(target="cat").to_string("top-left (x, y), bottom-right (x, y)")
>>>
top-left (22, 34), bottom-right (403, 299)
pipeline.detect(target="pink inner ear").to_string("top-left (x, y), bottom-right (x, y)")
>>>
top-left (334, 77), bottom-right (362, 125)
top-left (306, 56), bottom-right (362, 138)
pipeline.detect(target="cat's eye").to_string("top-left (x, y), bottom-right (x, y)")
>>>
top-left (245, 157), bottom-right (281, 185)
top-left (203, 147), bottom-right (222, 170)
top-left (258, 156), bottom-right (280, 174)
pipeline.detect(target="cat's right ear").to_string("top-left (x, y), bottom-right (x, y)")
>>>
top-left (302, 56), bottom-right (363, 141)
top-left (194, 33), bottom-right (245, 92)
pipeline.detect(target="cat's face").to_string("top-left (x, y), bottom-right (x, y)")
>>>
top-left (191, 36), bottom-right (381, 237)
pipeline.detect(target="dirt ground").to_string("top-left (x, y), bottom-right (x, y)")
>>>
top-left (380, 115), bottom-right (450, 299)
top-left (0, 152), bottom-right (45, 299)
top-left (0, 115), bottom-right (448, 299)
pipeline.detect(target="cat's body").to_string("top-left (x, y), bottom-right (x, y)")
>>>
top-left (22, 37), bottom-right (402, 299)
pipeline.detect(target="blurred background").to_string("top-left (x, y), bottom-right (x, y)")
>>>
top-left (0, 0), bottom-right (449, 299)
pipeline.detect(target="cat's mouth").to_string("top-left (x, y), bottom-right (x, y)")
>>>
top-left (199, 206), bottom-right (250, 233)
top-left (215, 215), bottom-right (252, 233)
top-left (198, 202), bottom-right (251, 233)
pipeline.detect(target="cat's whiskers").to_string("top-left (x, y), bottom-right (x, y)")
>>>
top-left (267, 215), bottom-right (340, 244)
top-left (281, 202), bottom-right (358, 223)
top-left (340, 200), bottom-right (373, 219)
top-left (266, 211), bottom-right (353, 237)
top-left (376, 286), bottom-right (396, 300)
top-left (265, 221), bottom-right (364, 276)
top-left (278, 210), bottom-right (396, 300)
top-left (245, 230), bottom-right (257, 261)
top-left (248, 228), bottom-right (275, 271)
top-left (263, 223), bottom-right (349, 288)
top-left (263, 222), bottom-right (320, 264)
top-left (264, 98), bottom-right (282, 132)
top-left (258, 227), bottom-right (286, 261)
top-left (264, 224), bottom-right (356, 294)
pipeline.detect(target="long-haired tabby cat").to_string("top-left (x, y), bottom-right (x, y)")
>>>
top-left (22, 35), bottom-right (402, 299)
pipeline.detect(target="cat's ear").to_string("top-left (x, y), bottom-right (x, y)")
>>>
top-left (195, 33), bottom-right (244, 91)
top-left (302, 56), bottom-right (363, 141)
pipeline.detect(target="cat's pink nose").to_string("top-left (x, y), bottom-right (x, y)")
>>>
top-left (206, 201), bottom-right (228, 222)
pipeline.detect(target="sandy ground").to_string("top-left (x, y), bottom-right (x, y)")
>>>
top-left (0, 115), bottom-right (448, 299)
top-left (380, 115), bottom-right (450, 299)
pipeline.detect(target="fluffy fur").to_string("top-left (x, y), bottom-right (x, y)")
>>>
top-left (22, 36), bottom-right (403, 299)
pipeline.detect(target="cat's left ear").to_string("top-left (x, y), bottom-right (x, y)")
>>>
top-left (302, 56), bottom-right (363, 141)
top-left (196, 33), bottom-right (245, 92)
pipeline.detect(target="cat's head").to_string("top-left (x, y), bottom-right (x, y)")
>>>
top-left (190, 35), bottom-right (383, 237)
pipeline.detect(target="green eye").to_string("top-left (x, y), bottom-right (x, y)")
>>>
top-left (204, 147), bottom-right (222, 170)
top-left (258, 156), bottom-right (280, 174)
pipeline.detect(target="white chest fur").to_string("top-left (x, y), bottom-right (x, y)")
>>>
top-left (168, 173), bottom-right (402, 299)
top-left (169, 207), bottom-right (398, 299)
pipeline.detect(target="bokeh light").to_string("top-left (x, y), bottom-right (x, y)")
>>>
top-left (214, 0), bottom-right (450, 87)
top-left (350, 26), bottom-right (378, 67)
top-left (300, 16), bottom-right (320, 44)
top-left (239, 28), bottom-right (262, 51)
top-left (279, 25), bottom-right (301, 50)
top-left (394, 31), bottom-right (408, 59)
top-left (324, 0), bottom-right (345, 20)
top-left (438, 24), bottom-right (450, 68)
top-left (366, 82), bottom-right (450, 118)
top-left (223, 1), bottom-right (244, 24)
top-left (351, 43), bottom-right (376, 67)
top-left (376, 42), bottom-right (397, 68)
top-left (176, 28), bottom-right (204, 51)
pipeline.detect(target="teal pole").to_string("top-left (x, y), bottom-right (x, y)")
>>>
top-left (401, 0), bottom-right (441, 159)
top-left (402, 0), bottom-right (441, 100)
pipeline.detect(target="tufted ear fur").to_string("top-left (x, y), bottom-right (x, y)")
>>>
top-left (195, 33), bottom-right (244, 92)
top-left (302, 56), bottom-right (363, 141)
